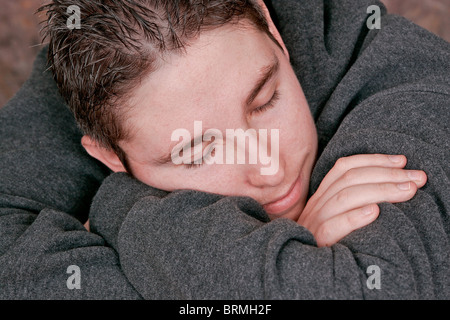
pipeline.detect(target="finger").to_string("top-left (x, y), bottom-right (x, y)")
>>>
top-left (315, 154), bottom-right (408, 197)
top-left (314, 204), bottom-right (380, 247)
top-left (313, 167), bottom-right (427, 210)
top-left (316, 181), bottom-right (418, 223)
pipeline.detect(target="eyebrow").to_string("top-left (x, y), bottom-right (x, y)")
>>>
top-left (245, 54), bottom-right (280, 106)
top-left (154, 54), bottom-right (280, 166)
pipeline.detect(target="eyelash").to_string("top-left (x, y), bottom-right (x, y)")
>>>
top-left (184, 146), bottom-right (215, 169)
top-left (183, 91), bottom-right (280, 169)
top-left (184, 161), bottom-right (204, 169)
top-left (251, 90), bottom-right (281, 115)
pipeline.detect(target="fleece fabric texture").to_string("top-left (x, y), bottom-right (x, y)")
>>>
top-left (0, 0), bottom-right (449, 299)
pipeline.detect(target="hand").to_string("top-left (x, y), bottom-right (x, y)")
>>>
top-left (297, 154), bottom-right (427, 247)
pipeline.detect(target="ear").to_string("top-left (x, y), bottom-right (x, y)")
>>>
top-left (81, 135), bottom-right (127, 173)
top-left (257, 0), bottom-right (290, 60)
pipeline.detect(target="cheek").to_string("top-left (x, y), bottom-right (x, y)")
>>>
top-left (276, 88), bottom-right (318, 174)
top-left (282, 93), bottom-right (316, 149)
top-left (131, 166), bottom-right (178, 191)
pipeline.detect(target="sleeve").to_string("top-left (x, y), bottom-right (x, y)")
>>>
top-left (90, 84), bottom-right (450, 300)
top-left (91, 115), bottom-right (450, 299)
top-left (0, 48), bottom-right (141, 299)
top-left (87, 1), bottom-right (450, 299)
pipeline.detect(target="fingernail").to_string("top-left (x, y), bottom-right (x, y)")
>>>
top-left (397, 182), bottom-right (411, 191)
top-left (389, 155), bottom-right (404, 163)
top-left (362, 205), bottom-right (374, 215)
top-left (408, 171), bottom-right (422, 181)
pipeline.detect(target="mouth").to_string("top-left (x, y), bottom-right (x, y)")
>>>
top-left (263, 172), bottom-right (303, 216)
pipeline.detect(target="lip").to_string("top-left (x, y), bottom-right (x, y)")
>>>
top-left (263, 173), bottom-right (303, 216)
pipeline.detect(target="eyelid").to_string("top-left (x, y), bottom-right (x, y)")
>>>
top-left (251, 90), bottom-right (280, 115)
top-left (183, 142), bottom-right (216, 169)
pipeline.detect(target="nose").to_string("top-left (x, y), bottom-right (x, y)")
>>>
top-left (246, 156), bottom-right (285, 188)
top-left (231, 127), bottom-right (284, 188)
top-left (223, 126), bottom-right (284, 188)
top-left (246, 160), bottom-right (285, 188)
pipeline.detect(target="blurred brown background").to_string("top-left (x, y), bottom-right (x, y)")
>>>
top-left (0, 0), bottom-right (449, 108)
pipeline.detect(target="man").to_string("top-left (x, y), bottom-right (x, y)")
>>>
top-left (49, 0), bottom-right (425, 242)
top-left (0, 0), bottom-right (448, 299)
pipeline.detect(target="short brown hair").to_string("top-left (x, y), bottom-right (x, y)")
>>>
top-left (39, 0), bottom-right (278, 157)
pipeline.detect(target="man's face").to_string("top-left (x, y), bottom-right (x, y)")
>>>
top-left (114, 23), bottom-right (318, 221)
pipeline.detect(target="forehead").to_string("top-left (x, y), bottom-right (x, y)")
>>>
top-left (125, 23), bottom-right (279, 149)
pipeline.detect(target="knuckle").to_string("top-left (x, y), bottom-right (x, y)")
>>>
top-left (335, 189), bottom-right (349, 204)
top-left (316, 224), bottom-right (332, 243)
top-left (344, 211), bottom-right (358, 228)
top-left (376, 182), bottom-right (390, 194)
top-left (342, 168), bottom-right (357, 185)
top-left (334, 157), bottom-right (349, 172)
top-left (389, 168), bottom-right (402, 180)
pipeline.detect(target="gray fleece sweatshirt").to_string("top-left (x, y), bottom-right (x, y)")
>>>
top-left (0, 0), bottom-right (449, 299)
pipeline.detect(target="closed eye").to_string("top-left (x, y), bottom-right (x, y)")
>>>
top-left (251, 90), bottom-right (280, 115)
top-left (184, 143), bottom-right (216, 169)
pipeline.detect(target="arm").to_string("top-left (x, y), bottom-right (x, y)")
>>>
top-left (2, 0), bottom-right (448, 297)
top-left (88, 0), bottom-right (450, 297)
top-left (89, 85), bottom-right (449, 300)
top-left (0, 48), bottom-right (141, 299)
